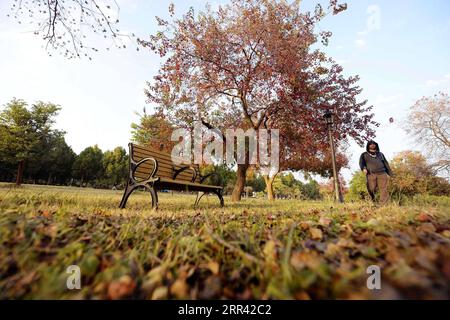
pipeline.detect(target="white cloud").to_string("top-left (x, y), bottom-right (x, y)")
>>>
top-left (425, 79), bottom-right (440, 87)
top-left (373, 94), bottom-right (404, 105)
top-left (424, 74), bottom-right (450, 87)
top-left (116, 0), bottom-right (139, 11)
top-left (357, 30), bottom-right (369, 36)
top-left (355, 39), bottom-right (366, 48)
top-left (395, 19), bottom-right (407, 28)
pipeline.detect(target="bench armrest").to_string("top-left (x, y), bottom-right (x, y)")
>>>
top-left (199, 172), bottom-right (223, 187)
top-left (173, 166), bottom-right (198, 182)
top-left (131, 157), bottom-right (159, 182)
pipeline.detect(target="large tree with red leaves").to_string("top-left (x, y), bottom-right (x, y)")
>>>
top-left (142, 0), bottom-right (376, 201)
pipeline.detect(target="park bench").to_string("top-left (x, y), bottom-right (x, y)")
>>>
top-left (119, 143), bottom-right (224, 209)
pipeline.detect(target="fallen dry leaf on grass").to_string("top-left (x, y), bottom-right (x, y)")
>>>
top-left (170, 278), bottom-right (189, 299)
top-left (324, 243), bottom-right (340, 258)
top-left (290, 250), bottom-right (322, 270)
top-left (263, 240), bottom-right (277, 261)
top-left (318, 216), bottom-right (332, 227)
top-left (206, 261), bottom-right (220, 275)
top-left (151, 286), bottom-right (169, 300)
top-left (300, 220), bottom-right (315, 230)
top-left (385, 248), bottom-right (402, 264)
top-left (198, 276), bottom-right (221, 299)
top-left (107, 275), bottom-right (136, 300)
top-left (309, 228), bottom-right (323, 240)
top-left (417, 223), bottom-right (436, 233)
top-left (440, 255), bottom-right (450, 280)
top-left (441, 230), bottom-right (450, 238)
top-left (416, 213), bottom-right (432, 222)
top-left (294, 291), bottom-right (311, 300)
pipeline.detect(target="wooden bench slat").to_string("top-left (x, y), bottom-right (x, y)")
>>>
top-left (132, 146), bottom-right (196, 167)
top-left (133, 152), bottom-right (200, 173)
top-left (134, 159), bottom-right (199, 173)
top-left (135, 167), bottom-right (198, 182)
top-left (134, 161), bottom-right (200, 180)
top-left (134, 172), bottom-right (201, 184)
top-left (133, 151), bottom-right (180, 166)
top-left (158, 178), bottom-right (222, 189)
top-left (132, 144), bottom-right (192, 162)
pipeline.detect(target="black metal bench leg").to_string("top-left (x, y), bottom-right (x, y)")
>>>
top-left (119, 183), bottom-right (136, 209)
top-left (194, 191), bottom-right (205, 208)
top-left (216, 190), bottom-right (224, 207)
top-left (194, 191), bottom-right (224, 208)
top-left (149, 186), bottom-right (158, 209)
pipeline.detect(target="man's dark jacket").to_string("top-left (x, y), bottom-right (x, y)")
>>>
top-left (359, 140), bottom-right (393, 176)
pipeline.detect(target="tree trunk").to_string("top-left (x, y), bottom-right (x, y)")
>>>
top-left (16, 160), bottom-right (25, 186)
top-left (231, 163), bottom-right (249, 202)
top-left (264, 174), bottom-right (276, 201)
top-left (47, 173), bottom-right (53, 185)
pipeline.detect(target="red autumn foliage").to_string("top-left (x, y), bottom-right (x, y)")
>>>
top-left (141, 0), bottom-right (377, 201)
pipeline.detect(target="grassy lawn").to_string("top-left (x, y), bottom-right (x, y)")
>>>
top-left (0, 183), bottom-right (449, 299)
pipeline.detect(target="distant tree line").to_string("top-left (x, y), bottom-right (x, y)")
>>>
top-left (0, 99), bottom-right (128, 188)
top-left (197, 165), bottom-right (322, 200)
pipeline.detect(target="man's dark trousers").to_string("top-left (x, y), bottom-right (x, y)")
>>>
top-left (366, 172), bottom-right (390, 205)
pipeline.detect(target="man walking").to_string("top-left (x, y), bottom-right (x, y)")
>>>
top-left (359, 140), bottom-right (393, 205)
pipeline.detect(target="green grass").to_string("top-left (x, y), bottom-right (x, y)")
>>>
top-left (0, 183), bottom-right (449, 299)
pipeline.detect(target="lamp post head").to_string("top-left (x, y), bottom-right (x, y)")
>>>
top-left (323, 109), bottom-right (334, 125)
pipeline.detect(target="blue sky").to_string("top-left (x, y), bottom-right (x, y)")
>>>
top-left (0, 0), bottom-right (449, 182)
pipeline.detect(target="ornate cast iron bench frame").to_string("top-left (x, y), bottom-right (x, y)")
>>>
top-left (119, 143), bottom-right (224, 209)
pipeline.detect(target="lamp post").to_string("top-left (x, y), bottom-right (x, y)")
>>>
top-left (324, 110), bottom-right (344, 203)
